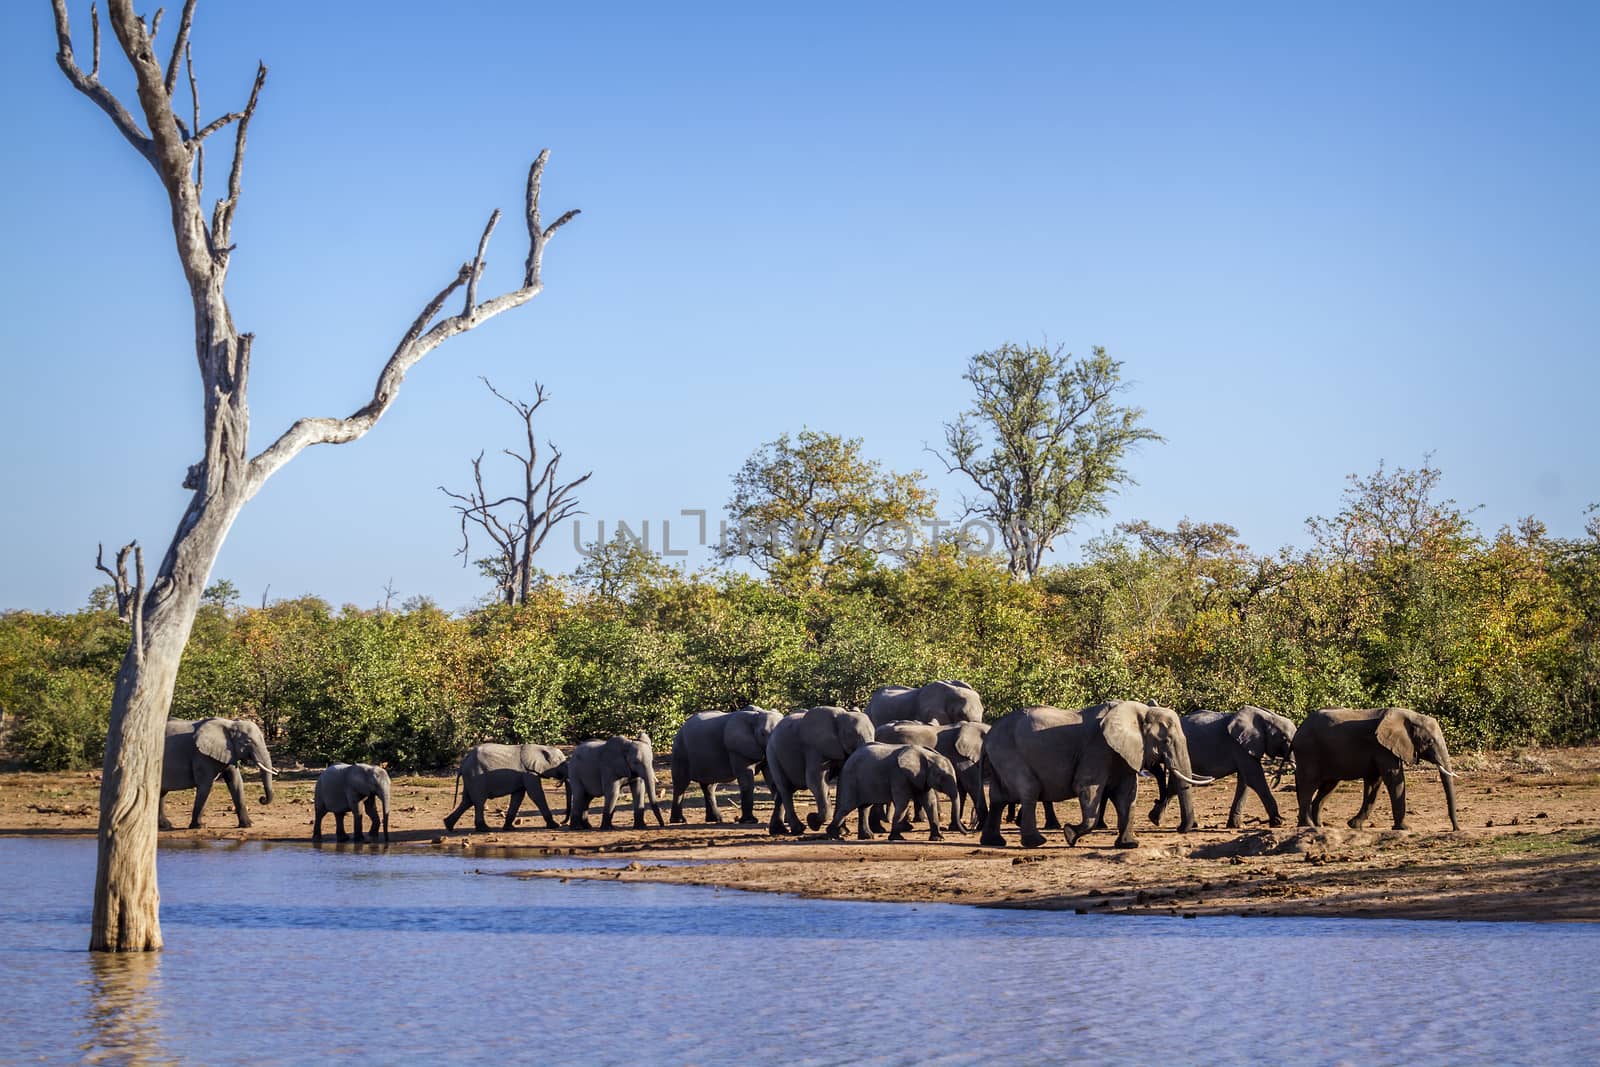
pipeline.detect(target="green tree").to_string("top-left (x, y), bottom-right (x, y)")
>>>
top-left (938, 343), bottom-right (1159, 578)
top-left (724, 430), bottom-right (935, 588)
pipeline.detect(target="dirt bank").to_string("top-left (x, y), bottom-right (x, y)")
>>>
top-left (4, 745), bottom-right (1597, 922)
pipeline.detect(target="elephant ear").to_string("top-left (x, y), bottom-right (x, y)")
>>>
top-left (949, 724), bottom-right (985, 765)
top-left (1376, 709), bottom-right (1416, 764)
top-left (1099, 703), bottom-right (1145, 774)
top-left (1227, 710), bottom-right (1266, 760)
top-left (193, 718), bottom-right (232, 763)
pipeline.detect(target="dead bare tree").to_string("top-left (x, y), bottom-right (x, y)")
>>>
top-left (49, 0), bottom-right (579, 951)
top-left (441, 380), bottom-right (592, 605)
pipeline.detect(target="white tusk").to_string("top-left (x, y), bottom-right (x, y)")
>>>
top-left (257, 764), bottom-right (280, 776)
top-left (1168, 769), bottom-right (1214, 786)
top-left (1436, 766), bottom-right (1457, 778)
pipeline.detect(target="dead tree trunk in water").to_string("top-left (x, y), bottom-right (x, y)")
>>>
top-left (50, 0), bottom-right (579, 951)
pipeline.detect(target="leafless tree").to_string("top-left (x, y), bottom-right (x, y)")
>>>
top-left (49, 0), bottom-right (579, 951)
top-left (442, 380), bottom-right (591, 605)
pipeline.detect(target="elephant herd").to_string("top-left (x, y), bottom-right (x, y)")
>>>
top-left (154, 680), bottom-right (1461, 851)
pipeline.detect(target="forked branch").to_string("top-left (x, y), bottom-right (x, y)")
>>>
top-left (94, 541), bottom-right (146, 657)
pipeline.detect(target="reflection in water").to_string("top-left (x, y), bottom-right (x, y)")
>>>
top-left (80, 952), bottom-right (174, 1066)
top-left (1, 837), bottom-right (1597, 1067)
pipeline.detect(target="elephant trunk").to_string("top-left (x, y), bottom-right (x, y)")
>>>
top-left (250, 738), bottom-right (276, 805)
top-left (378, 776), bottom-right (392, 844)
top-left (1436, 758), bottom-right (1459, 832)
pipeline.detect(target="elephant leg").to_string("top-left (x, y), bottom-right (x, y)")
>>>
top-left (190, 771), bottom-right (216, 829)
top-left (1225, 777), bottom-right (1249, 829)
top-left (923, 790), bottom-right (944, 843)
top-left (363, 795), bottom-right (380, 841)
top-left (1308, 780), bottom-right (1339, 827)
top-left (312, 800), bottom-right (326, 843)
top-left (1109, 776), bottom-right (1138, 848)
top-left (804, 757), bottom-right (831, 832)
top-left (568, 783), bottom-right (593, 830)
top-left (856, 806), bottom-right (873, 841)
top-left (1042, 802), bottom-right (1063, 832)
top-left (221, 764), bottom-right (251, 828)
top-left (887, 782), bottom-right (914, 842)
top-left (1015, 781), bottom-right (1047, 849)
top-left (629, 776), bottom-right (649, 829)
top-left (503, 788), bottom-right (525, 831)
top-left (1240, 761), bottom-right (1282, 826)
top-left (735, 766), bottom-right (759, 825)
top-left (1148, 767), bottom-right (1171, 826)
top-left (472, 789), bottom-right (491, 832)
top-left (528, 777), bottom-right (559, 829)
top-left (767, 768), bottom-right (799, 836)
top-left (346, 790), bottom-right (366, 842)
top-left (700, 782), bottom-right (723, 824)
top-left (1384, 767), bottom-right (1409, 830)
top-left (1066, 783), bottom-right (1101, 846)
top-left (158, 791), bottom-right (174, 832)
top-left (980, 775), bottom-right (1010, 847)
top-left (669, 753), bottom-right (689, 824)
top-left (442, 788), bottom-right (473, 832)
top-left (335, 810), bottom-right (349, 843)
top-left (1348, 777), bottom-right (1381, 829)
top-left (1295, 771), bottom-right (1318, 827)
top-left (600, 777), bottom-right (623, 831)
top-left (868, 803), bottom-right (889, 835)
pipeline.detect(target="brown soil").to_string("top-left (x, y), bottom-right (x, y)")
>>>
top-left (4, 745), bottom-right (1597, 922)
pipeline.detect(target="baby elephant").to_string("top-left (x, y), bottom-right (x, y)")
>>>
top-left (313, 763), bottom-right (391, 845)
top-left (827, 743), bottom-right (959, 842)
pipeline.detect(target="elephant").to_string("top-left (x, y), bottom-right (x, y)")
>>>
top-left (874, 720), bottom-right (988, 831)
top-left (1148, 705), bottom-right (1297, 830)
top-left (160, 717), bottom-right (278, 830)
top-left (765, 706), bottom-right (876, 836)
top-left (443, 743), bottom-right (569, 832)
top-left (669, 706), bottom-right (784, 824)
top-left (865, 680), bottom-right (984, 728)
top-left (1292, 707), bottom-right (1459, 831)
top-left (566, 734), bottom-right (665, 830)
top-left (827, 743), bottom-right (960, 842)
top-left (980, 701), bottom-right (1213, 849)
top-left (313, 763), bottom-right (391, 844)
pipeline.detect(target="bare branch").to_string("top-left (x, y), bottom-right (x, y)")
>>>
top-left (51, 0), bottom-right (156, 164)
top-left (147, 7), bottom-right (162, 44)
top-left (213, 62), bottom-right (267, 250)
top-left (464, 209), bottom-right (500, 318)
top-left (163, 0), bottom-right (196, 97)
top-left (90, 2), bottom-right (100, 77)
top-left (523, 150), bottom-right (580, 287)
top-left (183, 41), bottom-right (203, 194)
top-left (94, 541), bottom-right (141, 625)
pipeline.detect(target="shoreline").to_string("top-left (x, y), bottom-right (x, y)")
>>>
top-left (4, 743), bottom-right (1597, 924)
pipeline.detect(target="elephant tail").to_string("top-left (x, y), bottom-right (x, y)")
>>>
top-left (452, 769), bottom-right (461, 807)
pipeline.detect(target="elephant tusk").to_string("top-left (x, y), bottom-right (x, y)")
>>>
top-left (257, 764), bottom-right (280, 776)
top-left (1436, 766), bottom-right (1457, 778)
top-left (1168, 770), bottom-right (1214, 786)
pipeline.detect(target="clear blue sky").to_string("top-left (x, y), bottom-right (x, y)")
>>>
top-left (2, 2), bottom-right (1595, 613)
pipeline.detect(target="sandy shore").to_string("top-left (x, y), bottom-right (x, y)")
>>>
top-left (4, 745), bottom-right (1597, 922)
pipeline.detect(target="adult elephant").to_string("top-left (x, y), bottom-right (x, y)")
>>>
top-left (827, 743), bottom-right (960, 842)
top-left (160, 717), bottom-right (277, 830)
top-left (670, 706), bottom-right (783, 824)
top-left (566, 734), bottom-right (664, 830)
top-left (865, 681), bottom-right (984, 728)
top-left (443, 743), bottom-right (568, 832)
top-left (1148, 706), bottom-right (1297, 830)
top-left (981, 701), bottom-right (1212, 849)
top-left (1292, 708), bottom-right (1459, 831)
top-left (874, 720), bottom-right (988, 831)
top-left (313, 763), bottom-right (391, 844)
top-left (766, 706), bottom-right (875, 836)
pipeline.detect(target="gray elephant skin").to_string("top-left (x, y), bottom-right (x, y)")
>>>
top-left (566, 734), bottom-right (665, 830)
top-left (1149, 706), bottom-right (1296, 830)
top-left (874, 720), bottom-right (988, 831)
top-left (1292, 707), bottom-right (1459, 831)
top-left (865, 681), bottom-right (984, 727)
top-left (443, 743), bottom-right (568, 832)
top-left (828, 742), bottom-right (960, 842)
top-left (160, 717), bottom-right (278, 829)
top-left (981, 701), bottom-right (1213, 849)
top-left (766, 706), bottom-right (876, 835)
top-left (314, 763), bottom-right (392, 844)
top-left (670, 706), bottom-right (783, 824)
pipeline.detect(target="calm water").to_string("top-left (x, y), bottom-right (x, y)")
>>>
top-left (0, 839), bottom-right (1596, 1066)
